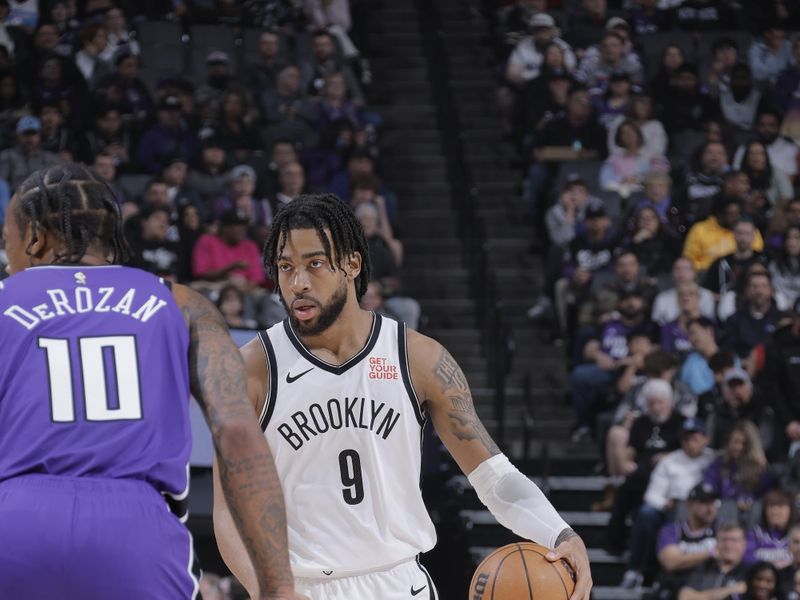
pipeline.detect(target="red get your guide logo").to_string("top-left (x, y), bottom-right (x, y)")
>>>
top-left (368, 356), bottom-right (398, 380)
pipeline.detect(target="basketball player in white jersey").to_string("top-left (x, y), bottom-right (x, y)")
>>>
top-left (212, 194), bottom-right (592, 600)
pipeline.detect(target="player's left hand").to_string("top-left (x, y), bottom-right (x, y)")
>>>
top-left (546, 534), bottom-right (592, 600)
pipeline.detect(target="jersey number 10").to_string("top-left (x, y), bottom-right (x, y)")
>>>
top-left (38, 335), bottom-right (143, 422)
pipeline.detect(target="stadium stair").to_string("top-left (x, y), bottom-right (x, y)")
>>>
top-left (367, 1), bottom-right (490, 398)
top-left (429, 0), bottom-right (642, 597)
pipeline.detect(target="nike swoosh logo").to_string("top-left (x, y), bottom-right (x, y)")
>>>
top-left (286, 367), bottom-right (314, 383)
top-left (411, 584), bottom-right (427, 596)
top-left (322, 570), bottom-right (333, 576)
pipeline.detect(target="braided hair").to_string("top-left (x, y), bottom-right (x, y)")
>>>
top-left (264, 193), bottom-right (372, 300)
top-left (14, 162), bottom-right (130, 265)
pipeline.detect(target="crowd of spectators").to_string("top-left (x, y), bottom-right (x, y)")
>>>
top-left (0, 0), bottom-right (421, 332)
top-left (489, 0), bottom-right (800, 597)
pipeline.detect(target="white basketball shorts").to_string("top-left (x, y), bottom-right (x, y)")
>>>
top-left (295, 558), bottom-right (439, 600)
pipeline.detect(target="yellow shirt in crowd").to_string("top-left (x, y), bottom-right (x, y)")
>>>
top-left (682, 217), bottom-right (764, 272)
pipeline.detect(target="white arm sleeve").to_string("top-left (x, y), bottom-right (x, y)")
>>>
top-left (467, 454), bottom-right (571, 549)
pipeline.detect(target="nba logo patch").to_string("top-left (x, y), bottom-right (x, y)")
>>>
top-left (74, 272), bottom-right (87, 286)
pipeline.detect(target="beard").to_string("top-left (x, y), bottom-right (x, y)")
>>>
top-left (619, 307), bottom-right (642, 321)
top-left (283, 279), bottom-right (348, 337)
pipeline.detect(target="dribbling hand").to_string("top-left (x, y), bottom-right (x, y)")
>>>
top-left (546, 535), bottom-right (592, 600)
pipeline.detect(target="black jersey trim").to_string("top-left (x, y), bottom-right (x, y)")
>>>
top-left (282, 313), bottom-right (382, 375)
top-left (163, 492), bottom-right (189, 522)
top-left (397, 320), bottom-right (425, 426)
top-left (415, 556), bottom-right (439, 600)
top-left (257, 331), bottom-right (278, 431)
top-left (158, 277), bottom-right (173, 291)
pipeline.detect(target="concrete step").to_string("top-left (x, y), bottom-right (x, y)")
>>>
top-left (370, 56), bottom-right (428, 70)
top-left (461, 508), bottom-right (611, 549)
top-left (405, 237), bottom-right (462, 252)
top-left (397, 215), bottom-right (457, 237)
top-left (403, 253), bottom-right (464, 269)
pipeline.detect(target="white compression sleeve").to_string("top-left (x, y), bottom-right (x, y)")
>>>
top-left (467, 454), bottom-right (570, 549)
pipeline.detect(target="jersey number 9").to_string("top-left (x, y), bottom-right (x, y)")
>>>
top-left (338, 449), bottom-right (364, 505)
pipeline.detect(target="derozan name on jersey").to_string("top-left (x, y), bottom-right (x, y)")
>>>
top-left (3, 287), bottom-right (168, 330)
top-left (277, 397), bottom-right (402, 451)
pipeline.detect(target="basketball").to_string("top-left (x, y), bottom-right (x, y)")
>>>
top-left (468, 542), bottom-right (576, 600)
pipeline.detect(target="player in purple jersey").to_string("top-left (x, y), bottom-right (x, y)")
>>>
top-left (0, 163), bottom-right (304, 600)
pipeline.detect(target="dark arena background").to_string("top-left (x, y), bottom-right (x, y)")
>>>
top-left (1, 0), bottom-right (799, 598)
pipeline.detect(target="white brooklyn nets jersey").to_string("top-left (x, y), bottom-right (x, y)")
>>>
top-left (258, 313), bottom-right (437, 578)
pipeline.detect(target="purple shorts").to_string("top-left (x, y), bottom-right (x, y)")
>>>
top-left (0, 474), bottom-right (200, 599)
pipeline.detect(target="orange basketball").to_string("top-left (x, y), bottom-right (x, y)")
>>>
top-left (468, 542), bottom-right (576, 600)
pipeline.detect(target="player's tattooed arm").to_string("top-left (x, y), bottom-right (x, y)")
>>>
top-left (432, 348), bottom-right (500, 456)
top-left (409, 331), bottom-right (501, 475)
top-left (175, 284), bottom-right (294, 598)
top-left (555, 528), bottom-right (579, 546)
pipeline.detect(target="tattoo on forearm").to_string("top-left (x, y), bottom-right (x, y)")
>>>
top-left (555, 527), bottom-right (578, 547)
top-left (432, 348), bottom-right (500, 455)
top-left (185, 292), bottom-right (293, 593)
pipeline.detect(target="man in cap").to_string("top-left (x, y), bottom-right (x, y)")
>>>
top-left (621, 419), bottom-right (714, 588)
top-left (656, 482), bottom-right (720, 598)
top-left (554, 199), bottom-right (616, 335)
top-left (569, 290), bottom-right (656, 442)
top-left (709, 366), bottom-right (774, 454)
top-left (196, 50), bottom-right (234, 117)
top-left (505, 12), bottom-right (576, 84)
top-left (763, 298), bottom-right (800, 455)
top-left (0, 116), bottom-right (60, 189)
top-left (137, 95), bottom-right (200, 174)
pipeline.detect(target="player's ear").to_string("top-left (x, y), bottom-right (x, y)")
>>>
top-left (346, 252), bottom-right (362, 280)
top-left (25, 222), bottom-right (48, 259)
top-left (30, 225), bottom-right (62, 263)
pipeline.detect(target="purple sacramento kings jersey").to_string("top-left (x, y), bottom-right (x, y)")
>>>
top-left (600, 320), bottom-right (631, 359)
top-left (745, 526), bottom-right (792, 565)
top-left (0, 265), bottom-right (191, 502)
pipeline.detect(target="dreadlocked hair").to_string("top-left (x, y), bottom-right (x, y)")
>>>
top-left (264, 193), bottom-right (372, 300)
top-left (15, 162), bottom-right (130, 265)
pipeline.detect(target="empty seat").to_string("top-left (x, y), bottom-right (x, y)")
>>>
top-left (140, 41), bottom-right (185, 73)
top-left (190, 25), bottom-right (236, 55)
top-left (554, 160), bottom-right (605, 191)
top-left (136, 20), bottom-right (183, 47)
